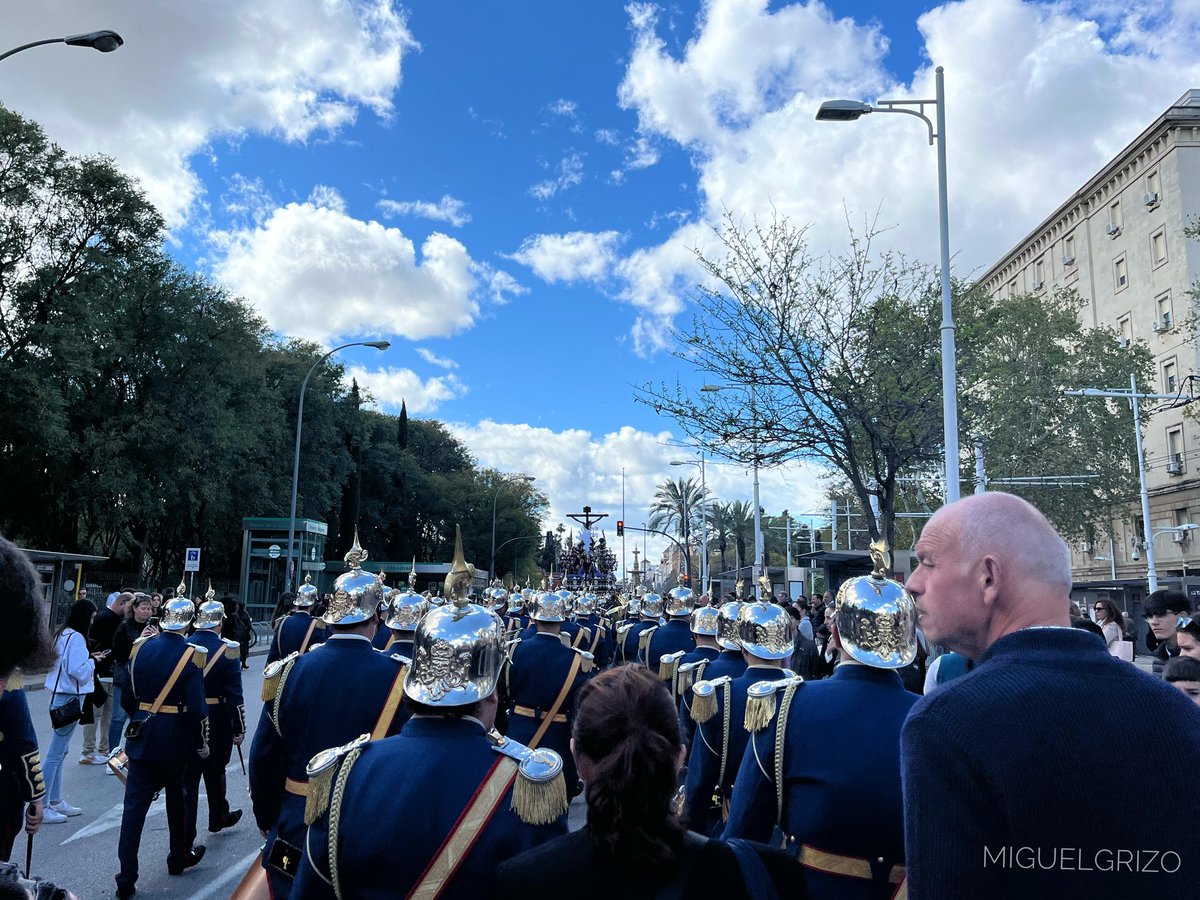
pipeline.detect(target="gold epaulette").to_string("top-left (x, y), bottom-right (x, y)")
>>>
top-left (690, 675), bottom-right (732, 724)
top-left (744, 675), bottom-right (804, 733)
top-left (570, 647), bottom-right (596, 674)
top-left (637, 625), bottom-right (658, 652)
top-left (580, 626), bottom-right (593, 646)
top-left (490, 734), bottom-right (569, 826)
top-left (389, 652), bottom-right (412, 665)
top-left (676, 659), bottom-right (709, 698)
top-left (4, 671), bottom-right (23, 692)
top-left (222, 638), bottom-right (240, 649)
top-left (262, 651), bottom-right (299, 702)
top-left (188, 644), bottom-right (208, 669)
top-left (130, 635), bottom-right (150, 665)
top-left (658, 650), bottom-right (686, 684)
top-left (558, 633), bottom-right (572, 648)
top-left (305, 733), bottom-right (369, 825)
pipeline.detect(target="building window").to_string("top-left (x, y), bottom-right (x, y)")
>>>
top-left (1146, 169), bottom-right (1161, 205)
top-left (1033, 258), bottom-right (1045, 289)
top-left (1008, 278), bottom-right (1017, 296)
top-left (1155, 291), bottom-right (1174, 332)
top-left (1113, 254), bottom-right (1128, 292)
top-left (1108, 199), bottom-right (1123, 235)
top-left (1118, 314), bottom-right (1132, 348)
top-left (1167, 427), bottom-right (1185, 475)
top-left (1063, 233), bottom-right (1076, 265)
top-left (1151, 228), bottom-right (1168, 267)
top-left (1163, 358), bottom-right (1178, 394)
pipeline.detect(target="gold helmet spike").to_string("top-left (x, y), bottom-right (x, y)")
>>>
top-left (205, 580), bottom-right (216, 602)
top-left (176, 574), bottom-right (188, 601)
top-left (408, 556), bottom-right (418, 591)
top-left (443, 525), bottom-right (475, 608)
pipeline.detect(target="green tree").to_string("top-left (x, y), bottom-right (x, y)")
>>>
top-left (638, 212), bottom-right (1153, 545)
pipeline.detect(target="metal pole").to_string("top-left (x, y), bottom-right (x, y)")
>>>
top-left (1108, 536), bottom-right (1117, 581)
top-left (621, 467), bottom-right (627, 585)
top-left (974, 444), bottom-right (987, 495)
top-left (1130, 374), bottom-right (1156, 591)
top-left (935, 66), bottom-right (960, 503)
top-left (490, 485), bottom-right (501, 582)
top-left (699, 454), bottom-right (709, 590)
top-left (286, 341), bottom-right (386, 592)
top-left (751, 385), bottom-right (764, 598)
top-left (830, 500), bottom-right (838, 551)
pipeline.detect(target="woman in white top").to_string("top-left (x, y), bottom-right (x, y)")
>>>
top-left (42, 599), bottom-right (107, 824)
top-left (1092, 599), bottom-right (1126, 654)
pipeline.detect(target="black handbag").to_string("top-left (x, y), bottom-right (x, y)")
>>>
top-left (48, 633), bottom-right (84, 730)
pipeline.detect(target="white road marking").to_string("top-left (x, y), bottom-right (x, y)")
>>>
top-left (185, 848), bottom-right (262, 900)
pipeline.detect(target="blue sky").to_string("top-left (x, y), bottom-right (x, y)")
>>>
top-left (7, 0), bottom-right (1200, 569)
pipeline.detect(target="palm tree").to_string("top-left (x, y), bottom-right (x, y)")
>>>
top-left (726, 500), bottom-right (755, 571)
top-left (649, 477), bottom-right (708, 565)
top-left (707, 502), bottom-right (734, 574)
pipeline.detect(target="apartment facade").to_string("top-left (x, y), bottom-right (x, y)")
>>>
top-left (978, 90), bottom-right (1200, 610)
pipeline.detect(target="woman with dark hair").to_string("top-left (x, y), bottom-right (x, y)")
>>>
top-left (1093, 599), bottom-right (1126, 653)
top-left (41, 599), bottom-right (106, 824)
top-left (495, 665), bottom-right (802, 899)
top-left (0, 537), bottom-right (56, 860)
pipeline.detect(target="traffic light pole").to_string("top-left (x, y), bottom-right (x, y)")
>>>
top-left (623, 524), bottom-right (689, 586)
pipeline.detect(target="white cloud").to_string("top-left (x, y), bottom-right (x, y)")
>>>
top-left (595, 128), bottom-right (620, 145)
top-left (605, 0), bottom-right (1200, 350)
top-left (346, 365), bottom-right (466, 414)
top-left (548, 99), bottom-right (578, 116)
top-left (530, 152), bottom-right (586, 200)
top-left (509, 230), bottom-right (625, 283)
top-left (448, 419), bottom-right (827, 574)
top-left (416, 347), bottom-right (458, 370)
top-left (1, 1), bottom-right (417, 227)
top-left (213, 189), bottom-right (481, 343)
top-left (378, 195), bottom-right (471, 227)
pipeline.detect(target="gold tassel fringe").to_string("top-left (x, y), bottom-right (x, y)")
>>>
top-left (638, 627), bottom-right (656, 652)
top-left (261, 671), bottom-right (280, 703)
top-left (580, 654), bottom-right (595, 674)
top-left (677, 668), bottom-right (695, 697)
top-left (691, 688), bottom-right (717, 724)
top-left (744, 693), bottom-right (777, 733)
top-left (512, 771), bottom-right (569, 825)
top-left (304, 764), bottom-right (337, 826)
top-left (658, 658), bottom-right (673, 682)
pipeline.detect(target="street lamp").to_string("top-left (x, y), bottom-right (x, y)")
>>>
top-left (670, 454), bottom-right (709, 592)
top-left (1064, 375), bottom-right (1192, 593)
top-left (285, 340), bottom-right (390, 591)
top-left (0, 30), bottom-right (124, 63)
top-left (817, 66), bottom-right (959, 502)
top-left (491, 474), bottom-right (536, 580)
top-left (701, 383), bottom-right (764, 597)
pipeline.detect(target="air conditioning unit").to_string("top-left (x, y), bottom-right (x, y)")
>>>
top-left (1032, 279), bottom-right (1044, 291)
top-left (1106, 223), bottom-right (1121, 237)
top-left (1080, 541), bottom-right (1092, 553)
top-left (1119, 337), bottom-right (1132, 348)
top-left (1167, 455), bottom-right (1184, 476)
top-left (1062, 255), bottom-right (1076, 267)
top-left (1153, 318), bottom-right (1169, 333)
top-left (1144, 191), bottom-right (1160, 207)
top-left (1172, 530), bottom-right (1188, 543)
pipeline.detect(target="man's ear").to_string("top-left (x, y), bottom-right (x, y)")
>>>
top-left (980, 554), bottom-right (1001, 607)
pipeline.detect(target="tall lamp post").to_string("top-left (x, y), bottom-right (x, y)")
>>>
top-left (0, 30), bottom-right (124, 63)
top-left (701, 383), bottom-right (764, 597)
top-left (1064, 375), bottom-right (1194, 592)
top-left (491, 474), bottom-right (536, 580)
top-left (285, 340), bottom-right (390, 591)
top-left (670, 454), bottom-right (709, 592)
top-left (817, 66), bottom-right (959, 502)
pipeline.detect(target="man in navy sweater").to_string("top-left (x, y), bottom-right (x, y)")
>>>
top-left (901, 492), bottom-right (1200, 899)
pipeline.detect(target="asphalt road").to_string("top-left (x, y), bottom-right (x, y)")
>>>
top-left (29, 650), bottom-right (588, 898)
top-left (29, 663), bottom-right (268, 899)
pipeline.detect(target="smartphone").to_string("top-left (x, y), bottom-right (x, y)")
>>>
top-left (148, 617), bottom-right (160, 629)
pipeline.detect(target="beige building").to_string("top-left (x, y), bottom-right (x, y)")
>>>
top-left (978, 90), bottom-right (1200, 600)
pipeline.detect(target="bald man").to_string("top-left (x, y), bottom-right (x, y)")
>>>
top-left (901, 493), bottom-right (1200, 900)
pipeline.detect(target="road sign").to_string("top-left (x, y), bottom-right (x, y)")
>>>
top-left (268, 544), bottom-right (282, 559)
top-left (185, 547), bottom-right (201, 572)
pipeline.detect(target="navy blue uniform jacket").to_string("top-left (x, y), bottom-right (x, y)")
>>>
top-left (293, 716), bottom-right (565, 899)
top-left (902, 627), bottom-right (1200, 900)
top-left (683, 664), bottom-right (783, 837)
top-left (249, 634), bottom-right (409, 887)
top-left (676, 646), bottom-right (721, 747)
top-left (123, 632), bottom-right (208, 761)
top-left (267, 611), bottom-right (326, 663)
top-left (0, 686), bottom-right (42, 802)
top-left (644, 618), bottom-right (695, 669)
top-left (506, 633), bottom-right (591, 792)
top-left (617, 620), bottom-right (657, 664)
top-left (190, 629), bottom-right (245, 745)
top-left (724, 662), bottom-right (917, 899)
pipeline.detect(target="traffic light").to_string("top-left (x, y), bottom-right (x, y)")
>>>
top-left (617, 520), bottom-right (624, 536)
